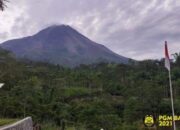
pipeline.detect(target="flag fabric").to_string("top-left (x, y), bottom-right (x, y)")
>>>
top-left (165, 41), bottom-right (170, 71)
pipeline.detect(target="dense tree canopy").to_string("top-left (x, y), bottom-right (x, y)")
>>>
top-left (0, 48), bottom-right (180, 130)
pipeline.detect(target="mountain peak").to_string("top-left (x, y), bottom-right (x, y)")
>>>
top-left (35, 24), bottom-right (76, 38)
top-left (1, 25), bottom-right (129, 67)
top-left (43, 24), bottom-right (72, 31)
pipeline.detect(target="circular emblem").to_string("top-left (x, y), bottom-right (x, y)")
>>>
top-left (144, 115), bottom-right (155, 127)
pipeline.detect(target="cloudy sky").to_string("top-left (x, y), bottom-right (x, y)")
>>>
top-left (0, 0), bottom-right (180, 60)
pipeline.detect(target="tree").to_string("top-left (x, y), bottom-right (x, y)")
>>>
top-left (0, 0), bottom-right (6, 11)
top-left (173, 52), bottom-right (180, 66)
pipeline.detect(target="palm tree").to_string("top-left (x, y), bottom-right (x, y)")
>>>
top-left (0, 0), bottom-right (6, 11)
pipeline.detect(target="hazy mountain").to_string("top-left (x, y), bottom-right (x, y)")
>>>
top-left (0, 25), bottom-right (129, 67)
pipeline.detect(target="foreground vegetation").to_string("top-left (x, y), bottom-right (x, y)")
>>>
top-left (0, 48), bottom-right (180, 130)
top-left (0, 118), bottom-right (19, 126)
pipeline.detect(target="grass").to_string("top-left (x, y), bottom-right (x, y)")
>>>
top-left (0, 118), bottom-right (19, 126)
top-left (41, 122), bottom-right (60, 130)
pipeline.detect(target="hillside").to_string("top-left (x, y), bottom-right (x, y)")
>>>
top-left (0, 48), bottom-right (180, 130)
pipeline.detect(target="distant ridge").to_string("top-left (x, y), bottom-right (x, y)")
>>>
top-left (0, 25), bottom-right (129, 67)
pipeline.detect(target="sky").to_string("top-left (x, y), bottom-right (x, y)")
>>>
top-left (0, 0), bottom-right (180, 60)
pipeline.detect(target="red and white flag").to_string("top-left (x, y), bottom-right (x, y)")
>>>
top-left (165, 41), bottom-right (170, 71)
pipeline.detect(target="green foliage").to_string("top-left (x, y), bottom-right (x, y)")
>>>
top-left (173, 52), bottom-right (180, 66)
top-left (61, 87), bottom-right (92, 98)
top-left (0, 118), bottom-right (19, 126)
top-left (0, 49), bottom-right (180, 129)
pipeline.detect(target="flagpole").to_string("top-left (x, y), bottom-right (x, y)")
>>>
top-left (165, 41), bottom-right (176, 130)
top-left (168, 69), bottom-right (176, 130)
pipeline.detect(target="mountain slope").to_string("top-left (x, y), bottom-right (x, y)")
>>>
top-left (0, 25), bottom-right (129, 67)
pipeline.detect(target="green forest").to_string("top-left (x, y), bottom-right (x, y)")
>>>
top-left (0, 48), bottom-right (180, 130)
